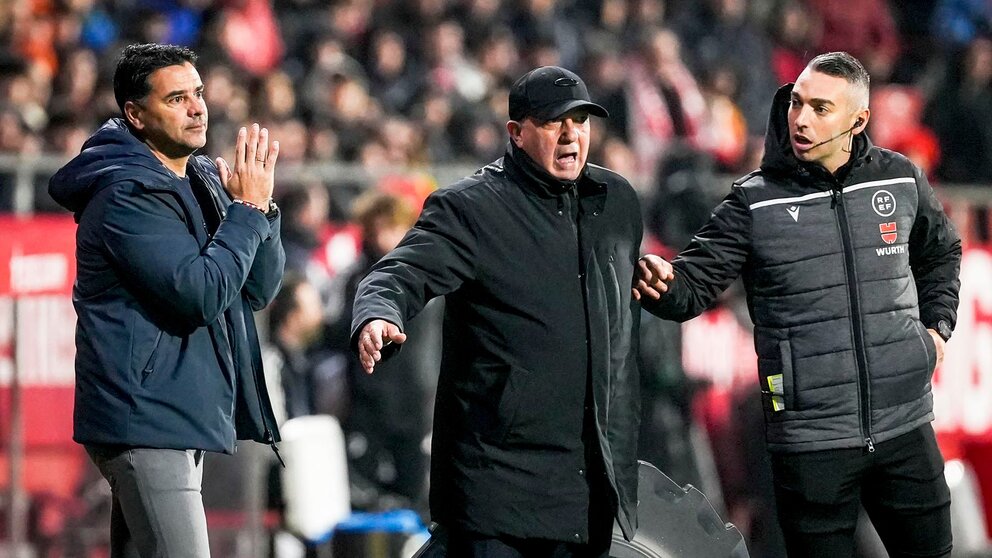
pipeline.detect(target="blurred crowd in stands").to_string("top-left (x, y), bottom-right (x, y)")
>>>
top-left (2, 0), bottom-right (991, 190)
top-left (3, 0), bottom-right (992, 555)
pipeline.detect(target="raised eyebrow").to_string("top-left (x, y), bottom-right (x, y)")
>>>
top-left (792, 95), bottom-right (837, 107)
top-left (789, 93), bottom-right (835, 108)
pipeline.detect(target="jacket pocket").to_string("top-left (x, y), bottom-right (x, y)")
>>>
top-left (916, 321), bottom-right (938, 377)
top-left (490, 367), bottom-right (527, 444)
top-left (139, 330), bottom-right (164, 386)
top-left (760, 339), bottom-right (796, 413)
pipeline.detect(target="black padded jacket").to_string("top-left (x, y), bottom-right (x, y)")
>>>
top-left (646, 84), bottom-right (962, 453)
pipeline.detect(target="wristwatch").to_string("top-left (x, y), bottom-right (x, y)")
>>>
top-left (264, 200), bottom-right (279, 219)
top-left (935, 320), bottom-right (952, 342)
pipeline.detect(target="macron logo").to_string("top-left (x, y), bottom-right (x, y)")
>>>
top-left (786, 206), bottom-right (800, 222)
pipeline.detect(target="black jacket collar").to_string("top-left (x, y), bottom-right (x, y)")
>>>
top-left (504, 141), bottom-right (582, 197)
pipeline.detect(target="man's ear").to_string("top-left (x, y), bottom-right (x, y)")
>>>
top-left (506, 120), bottom-right (522, 147)
top-left (123, 100), bottom-right (145, 131)
top-left (853, 108), bottom-right (870, 133)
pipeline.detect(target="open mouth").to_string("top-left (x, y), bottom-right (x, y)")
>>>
top-left (793, 134), bottom-right (813, 150)
top-left (556, 152), bottom-right (578, 165)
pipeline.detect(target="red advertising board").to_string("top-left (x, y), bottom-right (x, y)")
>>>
top-left (0, 214), bottom-right (82, 497)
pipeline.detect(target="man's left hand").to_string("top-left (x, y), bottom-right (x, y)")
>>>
top-left (633, 254), bottom-right (675, 301)
top-left (927, 329), bottom-right (945, 368)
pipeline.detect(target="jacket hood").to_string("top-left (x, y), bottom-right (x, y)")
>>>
top-left (48, 118), bottom-right (182, 217)
top-left (760, 83), bottom-right (873, 177)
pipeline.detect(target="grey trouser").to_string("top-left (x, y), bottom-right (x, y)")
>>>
top-left (85, 445), bottom-right (210, 558)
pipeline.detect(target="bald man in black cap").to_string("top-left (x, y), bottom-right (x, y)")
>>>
top-left (352, 66), bottom-right (645, 557)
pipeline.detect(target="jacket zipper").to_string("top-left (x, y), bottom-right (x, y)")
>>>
top-left (200, 176), bottom-right (282, 464)
top-left (141, 330), bottom-right (164, 379)
top-left (241, 301), bottom-right (284, 466)
top-left (832, 183), bottom-right (875, 452)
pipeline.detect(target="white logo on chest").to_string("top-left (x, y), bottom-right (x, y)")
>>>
top-left (786, 205), bottom-right (800, 222)
top-left (876, 245), bottom-right (906, 256)
top-left (872, 190), bottom-right (896, 217)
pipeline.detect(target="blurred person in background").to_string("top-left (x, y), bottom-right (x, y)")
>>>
top-left (636, 52), bottom-right (961, 558)
top-left (803, 0), bottom-right (901, 80)
top-left (423, 18), bottom-right (489, 103)
top-left (510, 0), bottom-right (583, 70)
top-left (366, 28), bottom-right (424, 114)
top-left (768, 0), bottom-right (821, 84)
top-left (671, 0), bottom-right (778, 145)
top-left (262, 273), bottom-right (328, 427)
top-left (582, 43), bottom-right (631, 143)
top-left (278, 181), bottom-right (333, 274)
top-left (47, 43), bottom-right (285, 558)
top-left (329, 190), bottom-right (437, 514)
top-left (925, 34), bottom-right (992, 185)
top-left (353, 65), bottom-right (642, 557)
top-left (626, 27), bottom-right (707, 180)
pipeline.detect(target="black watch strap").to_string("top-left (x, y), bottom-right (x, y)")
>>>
top-left (936, 320), bottom-right (952, 342)
top-left (265, 201), bottom-right (280, 219)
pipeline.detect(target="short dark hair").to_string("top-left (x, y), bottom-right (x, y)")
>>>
top-left (113, 43), bottom-right (198, 114)
top-left (268, 273), bottom-right (308, 331)
top-left (807, 51), bottom-right (870, 108)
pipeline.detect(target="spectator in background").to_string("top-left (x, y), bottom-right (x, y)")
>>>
top-left (474, 27), bottom-right (522, 88)
top-left (413, 87), bottom-right (459, 163)
top-left (625, 0), bottom-right (668, 47)
top-left (423, 19), bottom-right (488, 103)
top-left (931, 0), bottom-right (992, 51)
top-left (804, 0), bottom-right (901, 80)
top-left (255, 69), bottom-right (299, 122)
top-left (452, 0), bottom-right (507, 42)
top-left (672, 0), bottom-right (778, 141)
top-left (352, 65), bottom-right (642, 557)
top-left (331, 190), bottom-right (436, 513)
top-left (278, 182), bottom-right (332, 274)
top-left (768, 0), bottom-right (820, 84)
top-left (510, 0), bottom-right (583, 70)
top-left (200, 65), bottom-right (250, 159)
top-left (300, 33), bottom-right (366, 123)
top-left (366, 28), bottom-right (424, 114)
top-left (582, 43), bottom-right (631, 142)
top-left (697, 65), bottom-right (749, 171)
top-left (262, 273), bottom-right (327, 426)
top-left (926, 35), bottom-right (992, 185)
top-left (48, 48), bottom-right (100, 118)
top-left (626, 27), bottom-right (707, 179)
top-left (870, 85), bottom-right (942, 179)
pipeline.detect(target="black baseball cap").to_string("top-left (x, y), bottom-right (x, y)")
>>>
top-left (508, 66), bottom-right (609, 122)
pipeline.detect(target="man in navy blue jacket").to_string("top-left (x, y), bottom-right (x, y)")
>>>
top-left (49, 43), bottom-right (285, 557)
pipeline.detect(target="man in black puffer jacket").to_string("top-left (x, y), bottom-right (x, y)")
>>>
top-left (353, 66), bottom-right (642, 557)
top-left (637, 52), bottom-right (961, 558)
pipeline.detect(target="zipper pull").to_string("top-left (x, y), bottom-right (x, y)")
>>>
top-left (270, 440), bottom-right (286, 468)
top-left (865, 437), bottom-right (875, 453)
top-left (830, 188), bottom-right (840, 209)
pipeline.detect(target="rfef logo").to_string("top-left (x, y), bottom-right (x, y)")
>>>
top-left (880, 222), bottom-right (898, 244)
top-left (872, 190), bottom-right (896, 217)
